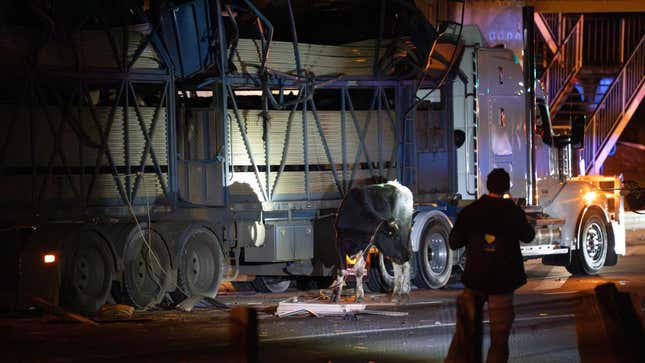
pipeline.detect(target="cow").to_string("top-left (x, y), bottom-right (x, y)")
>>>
top-left (332, 180), bottom-right (414, 304)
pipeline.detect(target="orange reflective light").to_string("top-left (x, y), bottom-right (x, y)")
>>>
top-left (43, 254), bottom-right (56, 264)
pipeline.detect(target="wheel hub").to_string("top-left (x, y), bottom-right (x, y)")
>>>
top-left (135, 257), bottom-right (147, 287)
top-left (428, 233), bottom-right (448, 274)
top-left (75, 257), bottom-right (90, 291)
top-left (585, 223), bottom-right (603, 261)
top-left (190, 254), bottom-right (201, 283)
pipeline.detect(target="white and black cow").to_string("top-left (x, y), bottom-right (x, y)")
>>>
top-left (332, 180), bottom-right (414, 304)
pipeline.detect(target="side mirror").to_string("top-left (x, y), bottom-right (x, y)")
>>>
top-left (571, 115), bottom-right (585, 149)
top-left (536, 102), bottom-right (553, 146)
top-left (454, 130), bottom-right (466, 149)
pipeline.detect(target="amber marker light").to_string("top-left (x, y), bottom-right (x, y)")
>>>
top-left (43, 254), bottom-right (56, 264)
top-left (583, 191), bottom-right (597, 204)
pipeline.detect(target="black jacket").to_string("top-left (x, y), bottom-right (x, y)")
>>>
top-left (449, 195), bottom-right (535, 294)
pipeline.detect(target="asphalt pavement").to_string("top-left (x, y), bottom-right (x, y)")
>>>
top-left (2, 230), bottom-right (644, 363)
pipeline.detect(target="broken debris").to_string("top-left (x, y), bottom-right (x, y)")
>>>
top-left (276, 302), bottom-right (366, 318)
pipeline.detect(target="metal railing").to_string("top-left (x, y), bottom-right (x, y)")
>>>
top-left (540, 16), bottom-right (584, 113)
top-left (584, 34), bottom-right (645, 175)
top-left (541, 13), bottom-right (561, 45)
top-left (535, 12), bottom-right (559, 56)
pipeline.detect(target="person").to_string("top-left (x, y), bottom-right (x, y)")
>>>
top-left (445, 168), bottom-right (535, 363)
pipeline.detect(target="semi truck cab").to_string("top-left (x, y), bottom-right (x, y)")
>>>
top-left (451, 25), bottom-right (625, 274)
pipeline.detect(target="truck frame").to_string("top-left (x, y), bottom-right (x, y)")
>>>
top-left (0, 1), bottom-right (624, 312)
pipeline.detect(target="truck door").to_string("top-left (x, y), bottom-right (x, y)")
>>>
top-left (177, 106), bottom-right (225, 206)
top-left (476, 48), bottom-right (529, 199)
top-left (413, 97), bottom-right (454, 203)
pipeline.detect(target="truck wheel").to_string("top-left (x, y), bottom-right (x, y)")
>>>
top-left (61, 231), bottom-right (114, 313)
top-left (176, 227), bottom-right (225, 299)
top-left (366, 253), bottom-right (394, 293)
top-left (251, 276), bottom-right (291, 293)
top-left (567, 211), bottom-right (608, 275)
top-left (413, 220), bottom-right (453, 289)
top-left (122, 227), bottom-right (172, 309)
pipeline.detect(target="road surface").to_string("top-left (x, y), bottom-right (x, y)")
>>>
top-left (2, 230), bottom-right (644, 362)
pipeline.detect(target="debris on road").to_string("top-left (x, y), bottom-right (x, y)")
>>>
top-left (176, 295), bottom-right (230, 312)
top-left (276, 301), bottom-right (366, 317)
top-left (359, 309), bottom-right (408, 317)
top-left (29, 296), bottom-right (99, 326)
top-left (97, 304), bottom-right (135, 320)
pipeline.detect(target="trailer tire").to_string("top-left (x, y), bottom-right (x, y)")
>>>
top-left (366, 252), bottom-right (394, 293)
top-left (175, 227), bottom-right (225, 299)
top-left (61, 231), bottom-right (114, 313)
top-left (413, 219), bottom-right (453, 289)
top-left (251, 276), bottom-right (291, 293)
top-left (122, 227), bottom-right (172, 309)
top-left (567, 211), bottom-right (608, 275)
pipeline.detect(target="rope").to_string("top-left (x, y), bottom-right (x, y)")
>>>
top-left (119, 172), bottom-right (190, 310)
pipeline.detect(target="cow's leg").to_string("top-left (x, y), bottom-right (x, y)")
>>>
top-left (354, 255), bottom-right (367, 303)
top-left (393, 262), bottom-right (402, 296)
top-left (332, 270), bottom-right (346, 303)
top-left (392, 260), bottom-right (411, 304)
top-left (401, 260), bottom-right (411, 295)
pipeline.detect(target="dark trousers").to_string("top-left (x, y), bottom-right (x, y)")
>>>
top-left (445, 288), bottom-right (515, 363)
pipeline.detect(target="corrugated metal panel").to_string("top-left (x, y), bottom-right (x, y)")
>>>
top-left (229, 109), bottom-right (395, 166)
top-left (38, 30), bottom-right (162, 70)
top-left (90, 174), bottom-right (167, 202)
top-left (234, 39), bottom-right (378, 77)
top-left (227, 108), bottom-right (397, 200)
top-left (1, 106), bottom-right (168, 167)
top-left (0, 105), bottom-right (169, 206)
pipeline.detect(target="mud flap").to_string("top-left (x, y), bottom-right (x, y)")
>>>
top-left (542, 251), bottom-right (572, 266)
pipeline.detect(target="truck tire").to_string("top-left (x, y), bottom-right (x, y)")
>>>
top-left (413, 220), bottom-right (453, 289)
top-left (175, 227), bottom-right (225, 299)
top-left (366, 252), bottom-right (394, 293)
top-left (567, 211), bottom-right (608, 275)
top-left (61, 230), bottom-right (114, 313)
top-left (122, 227), bottom-right (172, 309)
top-left (251, 276), bottom-right (291, 293)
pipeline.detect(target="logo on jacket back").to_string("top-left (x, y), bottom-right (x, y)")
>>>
top-left (483, 233), bottom-right (497, 252)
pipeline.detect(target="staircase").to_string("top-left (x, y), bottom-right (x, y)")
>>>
top-left (538, 15), bottom-right (584, 117)
top-left (583, 35), bottom-right (645, 175)
top-left (535, 12), bottom-right (645, 175)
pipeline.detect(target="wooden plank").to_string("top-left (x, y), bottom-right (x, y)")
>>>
top-left (30, 296), bottom-right (100, 326)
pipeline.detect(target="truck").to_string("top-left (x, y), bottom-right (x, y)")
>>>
top-left (0, 1), bottom-right (625, 313)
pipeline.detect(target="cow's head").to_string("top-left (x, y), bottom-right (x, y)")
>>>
top-left (374, 219), bottom-right (412, 264)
